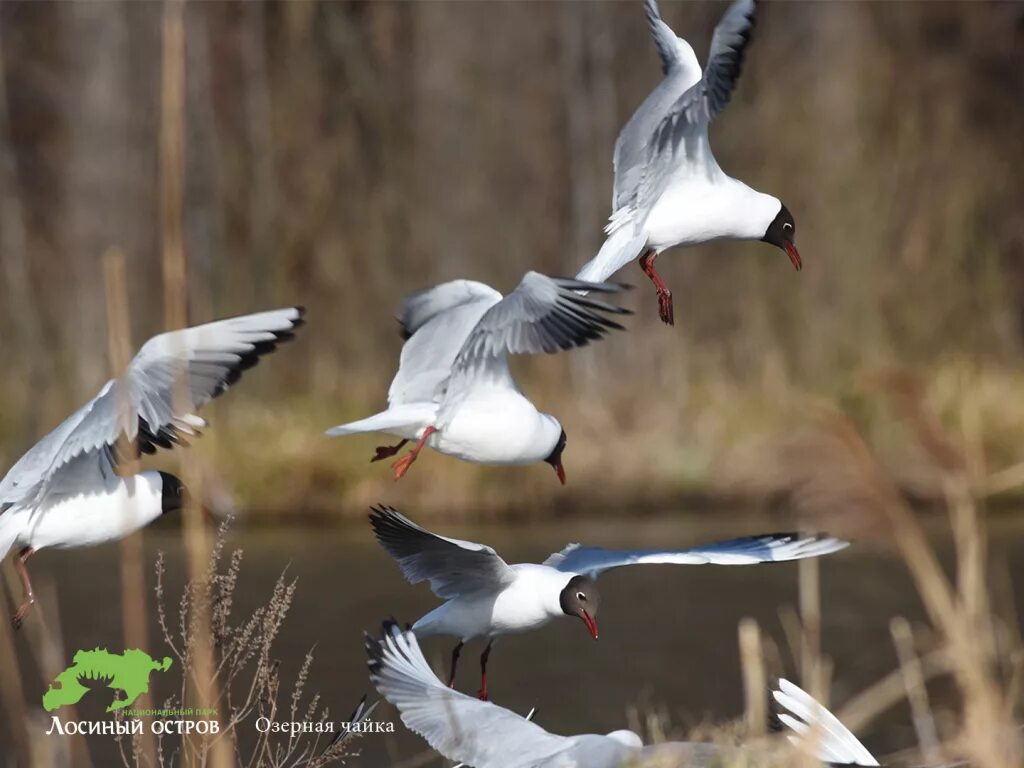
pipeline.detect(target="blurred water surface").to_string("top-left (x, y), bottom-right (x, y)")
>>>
top-left (7, 510), bottom-right (1024, 766)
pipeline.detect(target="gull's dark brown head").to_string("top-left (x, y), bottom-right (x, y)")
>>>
top-left (761, 203), bottom-right (801, 272)
top-left (559, 574), bottom-right (600, 639)
top-left (158, 472), bottom-right (189, 515)
top-left (544, 428), bottom-right (567, 485)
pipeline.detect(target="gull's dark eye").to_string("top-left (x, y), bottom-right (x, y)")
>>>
top-left (783, 222), bottom-right (793, 232)
top-left (576, 592), bottom-right (586, 601)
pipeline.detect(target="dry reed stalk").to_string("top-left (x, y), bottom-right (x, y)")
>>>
top-left (160, 0), bottom-right (187, 332)
top-left (5, 561), bottom-right (94, 765)
top-left (37, 581), bottom-right (95, 767)
top-left (837, 651), bottom-right (949, 737)
top-left (104, 249), bottom-right (157, 764)
top-left (981, 463), bottom-right (1024, 498)
top-left (828, 410), bottom-right (1017, 767)
top-left (891, 616), bottom-right (942, 763)
top-left (798, 554), bottom-right (825, 704)
top-left (738, 617), bottom-right (766, 737)
top-left (160, 2), bottom-right (230, 765)
top-left (0, 587), bottom-right (31, 765)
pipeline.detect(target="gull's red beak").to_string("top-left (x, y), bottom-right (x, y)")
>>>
top-left (785, 241), bottom-right (802, 272)
top-left (582, 609), bottom-right (598, 640)
top-left (554, 460), bottom-right (566, 486)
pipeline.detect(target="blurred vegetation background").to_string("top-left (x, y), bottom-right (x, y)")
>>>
top-left (1, 1), bottom-right (1023, 520)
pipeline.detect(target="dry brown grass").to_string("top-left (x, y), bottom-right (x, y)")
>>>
top-left (110, 516), bottom-right (364, 768)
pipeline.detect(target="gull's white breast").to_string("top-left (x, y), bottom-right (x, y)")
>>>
top-left (16, 471), bottom-right (165, 551)
top-left (411, 564), bottom-right (570, 641)
top-left (488, 564), bottom-right (570, 635)
top-left (435, 387), bottom-right (555, 465)
top-left (644, 172), bottom-right (778, 251)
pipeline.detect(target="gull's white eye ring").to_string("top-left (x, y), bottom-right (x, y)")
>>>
top-left (576, 592), bottom-right (586, 601)
top-left (783, 222), bottom-right (793, 232)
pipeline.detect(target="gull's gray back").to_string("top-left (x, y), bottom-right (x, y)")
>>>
top-left (535, 737), bottom-right (733, 768)
top-left (636, 741), bottom-right (740, 767)
top-left (534, 734), bottom-right (638, 768)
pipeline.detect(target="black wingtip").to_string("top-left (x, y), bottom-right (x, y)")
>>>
top-left (767, 691), bottom-right (785, 734)
top-left (208, 309), bottom-right (307, 401)
top-left (348, 693), bottom-right (368, 723)
top-left (365, 632), bottom-right (384, 678)
top-left (368, 504), bottom-right (405, 540)
top-left (366, 617), bottom-right (402, 676)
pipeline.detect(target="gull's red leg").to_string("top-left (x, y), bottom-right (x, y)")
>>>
top-left (11, 547), bottom-right (36, 629)
top-left (447, 640), bottom-right (464, 688)
top-left (371, 439), bottom-right (408, 462)
top-left (477, 640), bottom-right (493, 701)
top-left (391, 426), bottom-right (438, 481)
top-left (638, 249), bottom-right (673, 326)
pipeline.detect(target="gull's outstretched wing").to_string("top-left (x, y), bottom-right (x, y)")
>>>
top-left (632, 0), bottom-right (758, 221)
top-left (369, 506), bottom-right (516, 599)
top-left (388, 280), bottom-right (503, 407)
top-left (773, 679), bottom-right (879, 766)
top-left (612, 0), bottom-right (704, 213)
top-left (644, 0), bottom-right (699, 77)
top-left (446, 272), bottom-right (629, 392)
top-left (544, 533), bottom-right (848, 578)
top-left (663, 0), bottom-right (757, 129)
top-left (367, 622), bottom-right (616, 768)
top-left (0, 308), bottom-right (304, 507)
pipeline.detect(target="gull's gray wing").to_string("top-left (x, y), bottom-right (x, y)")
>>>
top-left (631, 0), bottom-right (758, 222)
top-left (0, 308), bottom-right (304, 507)
top-left (369, 506), bottom-right (516, 599)
top-left (612, 0), bottom-right (703, 212)
top-left (388, 280), bottom-right (502, 407)
top-left (773, 680), bottom-right (879, 766)
top-left (663, 0), bottom-right (757, 129)
top-left (446, 273), bottom-right (629, 394)
top-left (367, 623), bottom-right (625, 768)
top-left (396, 280), bottom-right (503, 341)
top-left (544, 533), bottom-right (848, 578)
top-left (645, 0), bottom-right (698, 77)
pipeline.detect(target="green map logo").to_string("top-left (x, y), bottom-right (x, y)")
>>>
top-left (43, 648), bottom-right (173, 713)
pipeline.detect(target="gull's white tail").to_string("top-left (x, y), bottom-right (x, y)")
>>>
top-left (324, 403), bottom-right (436, 438)
top-left (773, 679), bottom-right (879, 766)
top-left (575, 222), bottom-right (648, 285)
top-left (0, 507), bottom-right (21, 560)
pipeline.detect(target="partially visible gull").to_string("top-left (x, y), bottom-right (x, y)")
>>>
top-left (366, 622), bottom-right (880, 768)
top-left (0, 308), bottom-right (304, 628)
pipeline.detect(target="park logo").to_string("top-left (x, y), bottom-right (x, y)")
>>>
top-left (42, 647), bottom-right (173, 713)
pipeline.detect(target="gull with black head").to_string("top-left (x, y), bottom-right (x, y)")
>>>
top-left (326, 272), bottom-right (629, 484)
top-left (0, 308), bottom-right (305, 628)
top-left (368, 505), bottom-right (847, 700)
top-left (576, 0), bottom-right (802, 325)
